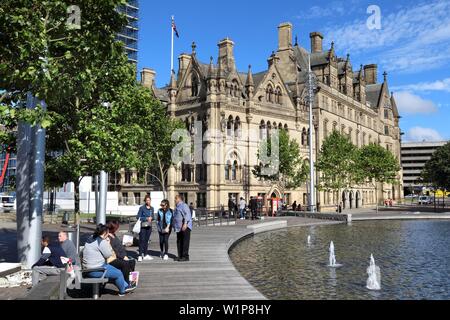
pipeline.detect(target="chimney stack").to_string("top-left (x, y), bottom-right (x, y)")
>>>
top-left (141, 68), bottom-right (156, 89)
top-left (178, 53), bottom-right (192, 79)
top-left (364, 64), bottom-right (378, 85)
top-left (218, 38), bottom-right (236, 72)
top-left (310, 32), bottom-right (323, 53)
top-left (278, 22), bottom-right (293, 51)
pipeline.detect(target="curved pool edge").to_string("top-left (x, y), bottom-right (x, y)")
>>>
top-left (225, 219), bottom-right (345, 300)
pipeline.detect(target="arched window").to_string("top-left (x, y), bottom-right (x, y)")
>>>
top-left (266, 84), bottom-right (274, 103)
top-left (232, 160), bottom-right (238, 180)
top-left (302, 128), bottom-right (307, 146)
top-left (232, 79), bottom-right (240, 97)
top-left (227, 115), bottom-right (234, 137)
top-left (191, 73), bottom-right (199, 97)
top-left (234, 117), bottom-right (241, 137)
top-left (284, 124), bottom-right (288, 131)
top-left (267, 122), bottom-right (272, 138)
top-left (278, 123), bottom-right (283, 130)
top-left (332, 122), bottom-right (338, 132)
top-left (260, 120), bottom-right (266, 140)
top-left (225, 161), bottom-right (231, 180)
top-left (275, 87), bottom-right (282, 104)
top-left (307, 128), bottom-right (310, 146)
top-left (323, 120), bottom-right (329, 138)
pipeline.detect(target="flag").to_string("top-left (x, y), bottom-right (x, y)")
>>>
top-left (172, 17), bottom-right (180, 38)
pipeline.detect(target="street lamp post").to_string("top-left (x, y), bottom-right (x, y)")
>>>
top-left (306, 56), bottom-right (316, 213)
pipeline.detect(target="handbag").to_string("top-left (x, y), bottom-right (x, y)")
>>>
top-left (122, 233), bottom-right (134, 246)
top-left (132, 221), bottom-right (141, 234)
top-left (141, 221), bottom-right (151, 228)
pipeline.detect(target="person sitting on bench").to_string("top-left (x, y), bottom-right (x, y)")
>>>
top-left (31, 235), bottom-right (67, 287)
top-left (107, 221), bottom-right (136, 283)
top-left (82, 224), bottom-right (136, 297)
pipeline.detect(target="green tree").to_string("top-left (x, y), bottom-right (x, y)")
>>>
top-left (421, 141), bottom-right (450, 198)
top-left (253, 129), bottom-right (309, 194)
top-left (316, 131), bottom-right (358, 209)
top-left (0, 1), bottom-right (177, 214)
top-left (355, 143), bottom-right (400, 213)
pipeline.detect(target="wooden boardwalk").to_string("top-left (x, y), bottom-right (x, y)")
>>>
top-left (64, 217), bottom-right (342, 300)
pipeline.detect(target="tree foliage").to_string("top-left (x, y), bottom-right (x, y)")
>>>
top-left (421, 142), bottom-right (450, 190)
top-left (253, 129), bottom-right (309, 190)
top-left (315, 131), bottom-right (358, 204)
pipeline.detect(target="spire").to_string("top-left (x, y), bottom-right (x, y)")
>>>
top-left (383, 71), bottom-right (388, 82)
top-left (207, 56), bottom-right (215, 79)
top-left (169, 70), bottom-right (177, 89)
top-left (245, 65), bottom-right (254, 87)
top-left (191, 41), bottom-right (197, 55)
top-left (358, 64), bottom-right (364, 80)
top-left (294, 35), bottom-right (298, 47)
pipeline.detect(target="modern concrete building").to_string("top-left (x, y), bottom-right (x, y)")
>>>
top-left (140, 22), bottom-right (403, 212)
top-left (401, 141), bottom-right (448, 194)
top-left (117, 0), bottom-right (139, 64)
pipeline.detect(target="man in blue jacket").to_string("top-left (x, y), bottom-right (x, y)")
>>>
top-left (31, 235), bottom-right (68, 287)
top-left (173, 194), bottom-right (192, 262)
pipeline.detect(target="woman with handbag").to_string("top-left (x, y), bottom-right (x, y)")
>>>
top-left (156, 199), bottom-right (173, 260)
top-left (136, 195), bottom-right (155, 262)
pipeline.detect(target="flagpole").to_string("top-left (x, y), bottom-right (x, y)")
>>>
top-left (171, 15), bottom-right (174, 75)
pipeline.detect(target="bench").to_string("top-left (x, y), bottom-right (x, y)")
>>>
top-left (59, 247), bottom-right (109, 300)
top-left (59, 263), bottom-right (109, 300)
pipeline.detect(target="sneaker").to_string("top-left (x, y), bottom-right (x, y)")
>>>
top-left (125, 285), bottom-right (136, 293)
top-left (144, 255), bottom-right (153, 260)
top-left (118, 292), bottom-right (126, 297)
top-left (160, 252), bottom-right (164, 259)
top-left (138, 256), bottom-right (143, 262)
top-left (163, 254), bottom-right (169, 260)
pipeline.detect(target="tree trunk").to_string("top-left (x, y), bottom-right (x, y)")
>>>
top-left (156, 152), bottom-right (167, 199)
top-left (375, 183), bottom-right (379, 214)
top-left (74, 179), bottom-right (81, 224)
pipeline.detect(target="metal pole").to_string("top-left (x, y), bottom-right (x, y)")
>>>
top-left (94, 175), bottom-right (99, 217)
top-left (171, 15), bottom-right (174, 74)
top-left (16, 93), bottom-right (33, 267)
top-left (28, 98), bottom-right (46, 266)
top-left (308, 56), bottom-right (316, 213)
top-left (98, 171), bottom-right (107, 225)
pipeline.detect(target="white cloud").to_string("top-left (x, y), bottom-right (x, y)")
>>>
top-left (295, 1), bottom-right (356, 20)
top-left (394, 91), bottom-right (437, 114)
top-left (392, 78), bottom-right (450, 93)
top-left (405, 127), bottom-right (444, 142)
top-left (324, 0), bottom-right (450, 73)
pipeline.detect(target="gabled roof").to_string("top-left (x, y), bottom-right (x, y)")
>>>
top-left (366, 84), bottom-right (383, 109)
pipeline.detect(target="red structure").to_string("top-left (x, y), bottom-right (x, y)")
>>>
top-left (0, 147), bottom-right (11, 186)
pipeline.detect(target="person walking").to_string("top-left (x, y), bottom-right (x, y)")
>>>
top-left (292, 201), bottom-right (297, 212)
top-left (228, 197), bottom-right (235, 217)
top-left (239, 197), bottom-right (246, 220)
top-left (173, 194), bottom-right (192, 262)
top-left (156, 199), bottom-right (173, 261)
top-left (136, 195), bottom-right (155, 262)
top-left (249, 196), bottom-right (257, 220)
top-left (82, 224), bottom-right (135, 296)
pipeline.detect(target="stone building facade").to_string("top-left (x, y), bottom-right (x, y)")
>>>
top-left (141, 22), bottom-right (403, 212)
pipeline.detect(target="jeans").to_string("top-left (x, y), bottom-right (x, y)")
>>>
top-left (109, 258), bottom-right (136, 283)
top-left (240, 208), bottom-right (246, 219)
top-left (176, 228), bottom-right (191, 259)
top-left (159, 232), bottom-right (170, 255)
top-left (139, 226), bottom-right (152, 256)
top-left (32, 266), bottom-right (62, 287)
top-left (88, 264), bottom-right (128, 294)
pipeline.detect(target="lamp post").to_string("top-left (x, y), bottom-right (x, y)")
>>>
top-left (306, 56), bottom-right (317, 213)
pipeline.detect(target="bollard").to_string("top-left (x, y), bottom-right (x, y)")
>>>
top-left (62, 211), bottom-right (69, 225)
top-left (346, 214), bottom-right (352, 224)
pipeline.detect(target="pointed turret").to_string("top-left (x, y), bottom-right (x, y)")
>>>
top-left (169, 70), bottom-right (177, 89)
top-left (245, 65), bottom-right (254, 99)
top-left (207, 56), bottom-right (215, 79)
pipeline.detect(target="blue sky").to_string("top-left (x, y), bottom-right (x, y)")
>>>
top-left (137, 0), bottom-right (450, 142)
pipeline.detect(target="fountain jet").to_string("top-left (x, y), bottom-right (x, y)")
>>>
top-left (307, 235), bottom-right (311, 245)
top-left (366, 254), bottom-right (381, 290)
top-left (328, 241), bottom-right (342, 267)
